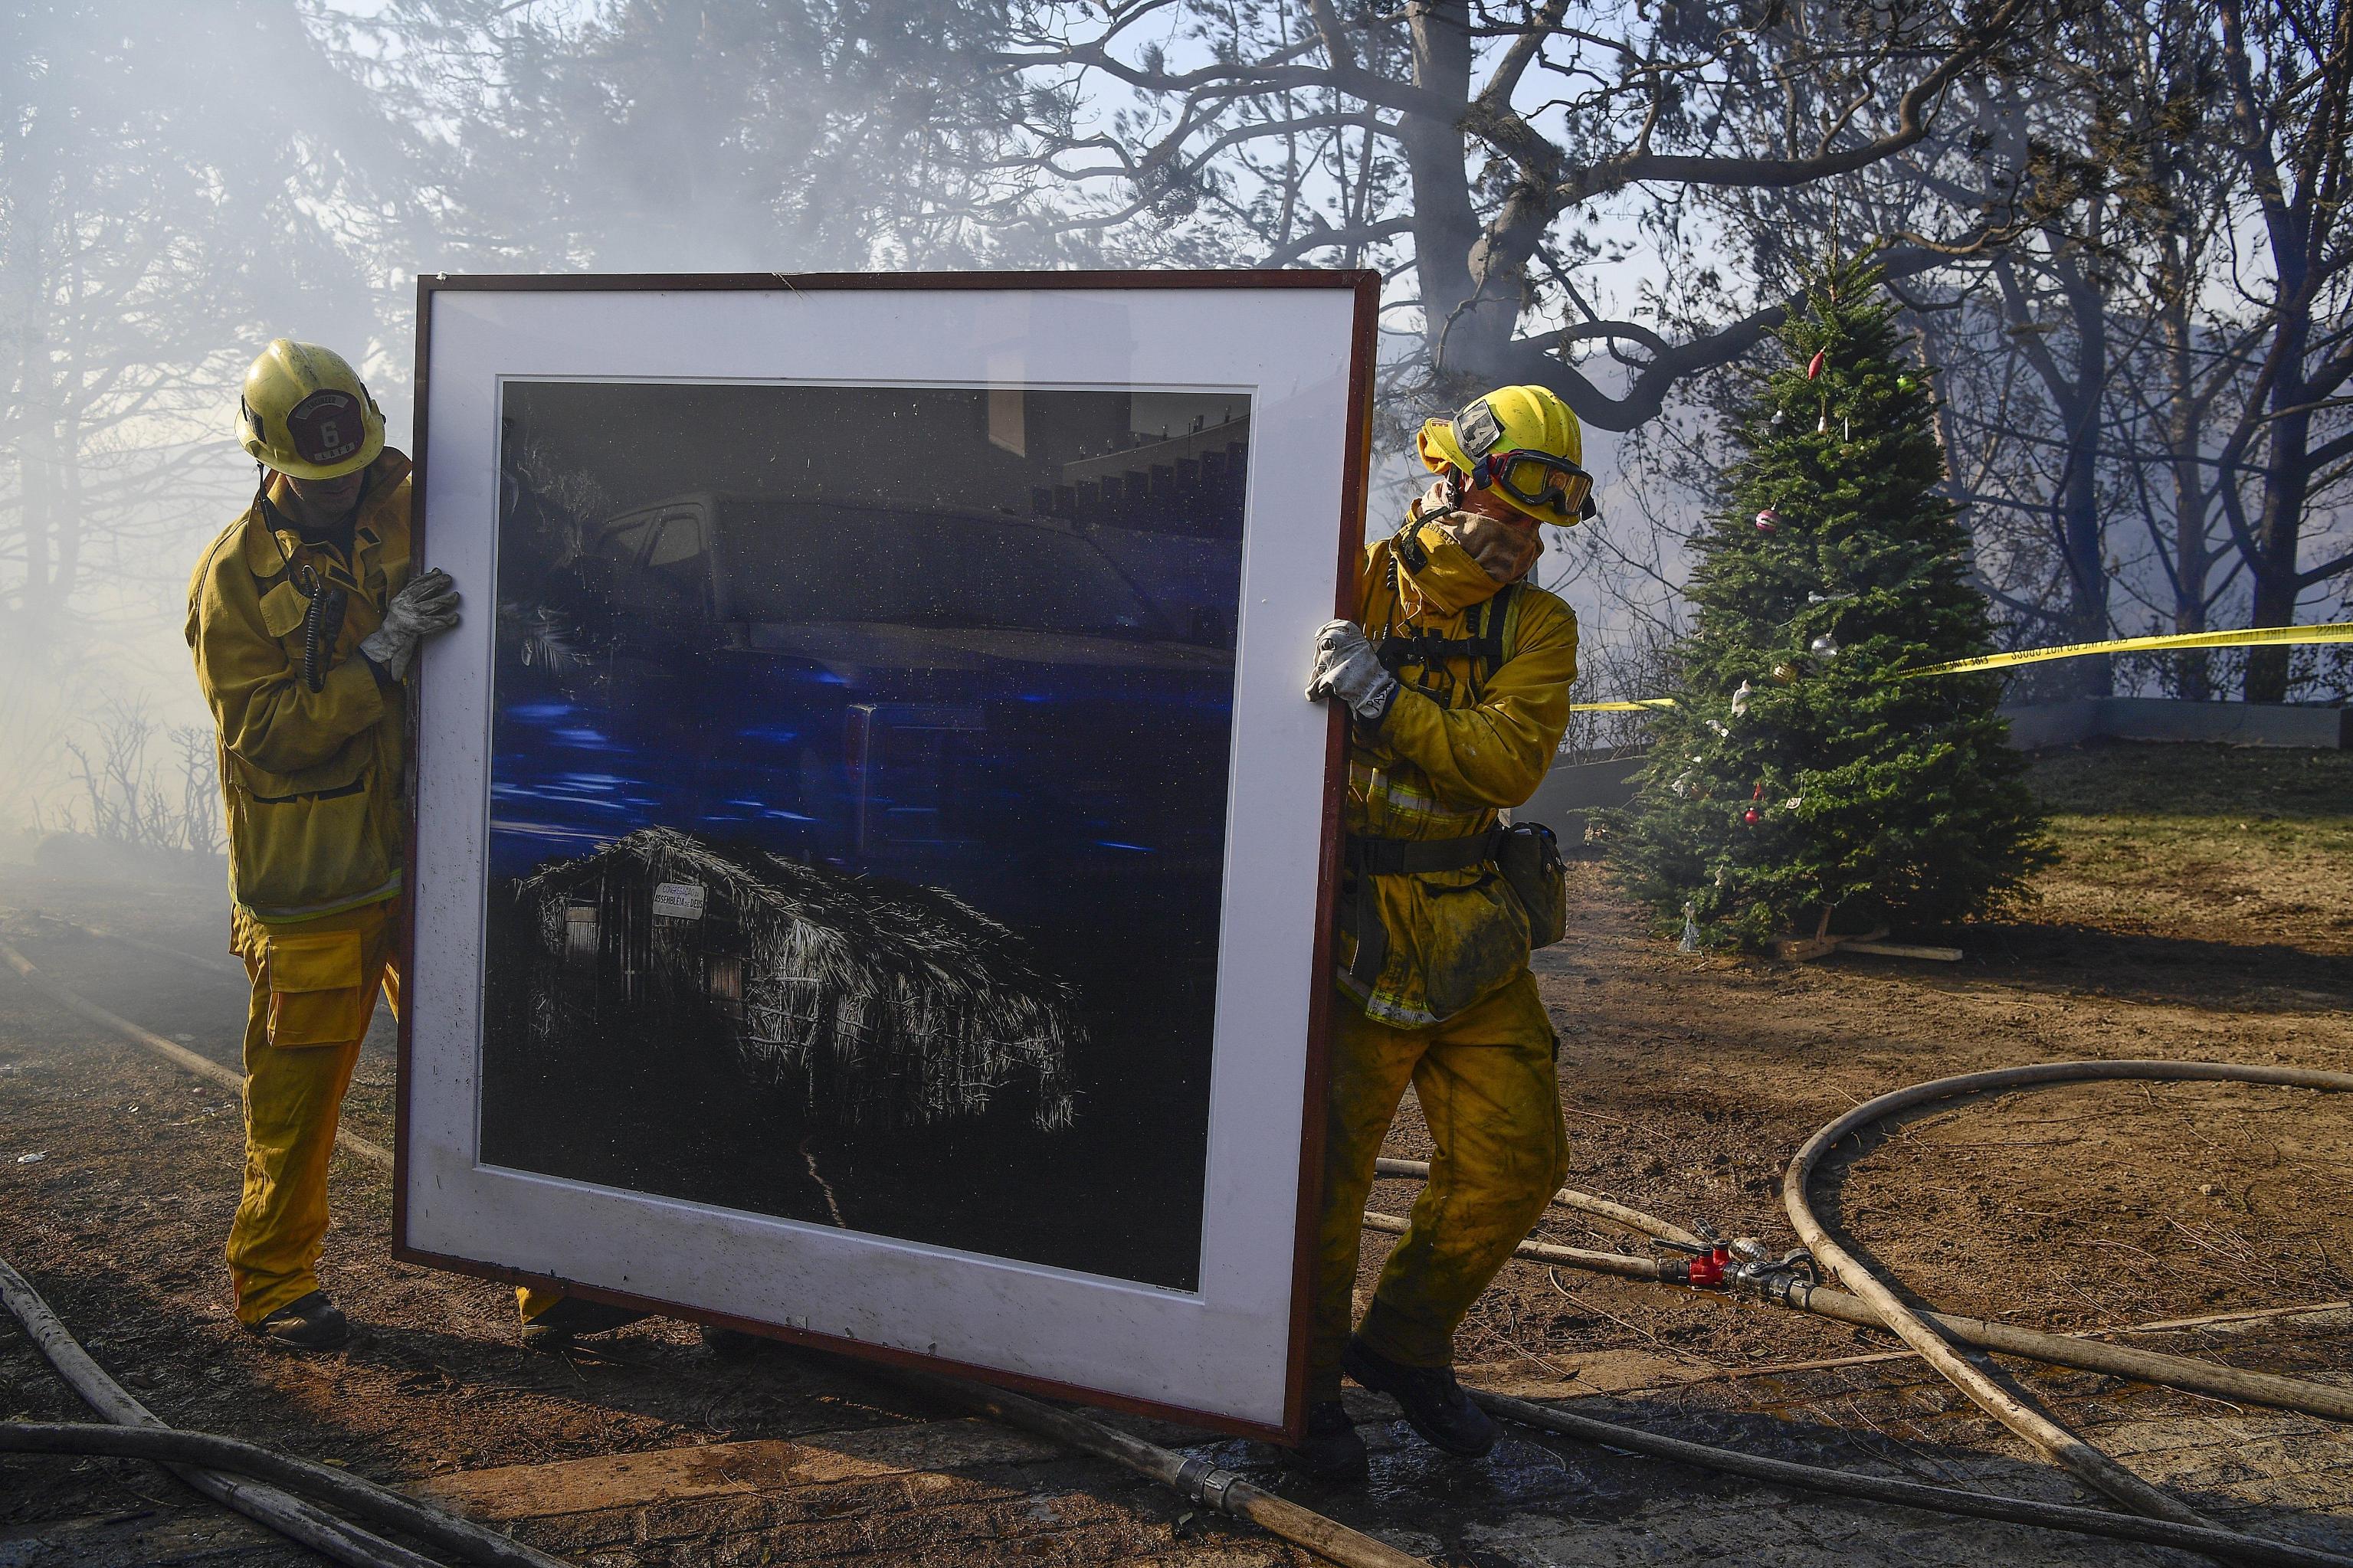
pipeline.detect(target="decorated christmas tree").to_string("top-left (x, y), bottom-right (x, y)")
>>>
top-left (1616, 258), bottom-right (2049, 949)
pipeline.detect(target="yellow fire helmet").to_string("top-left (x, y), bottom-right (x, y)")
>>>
top-left (236, 339), bottom-right (385, 480)
top-left (1417, 384), bottom-right (1596, 525)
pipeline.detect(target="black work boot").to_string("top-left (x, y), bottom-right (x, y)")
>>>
top-left (519, 1296), bottom-right (651, 1351)
top-left (1342, 1337), bottom-right (1496, 1458)
top-left (700, 1323), bottom-right (765, 1360)
top-left (1284, 1399), bottom-right (1369, 1485)
top-left (246, 1291), bottom-right (349, 1351)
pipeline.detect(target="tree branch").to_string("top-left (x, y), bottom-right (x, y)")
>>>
top-left (1546, 0), bottom-right (2037, 206)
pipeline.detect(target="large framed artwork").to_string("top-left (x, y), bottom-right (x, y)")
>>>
top-left (396, 272), bottom-right (1376, 1439)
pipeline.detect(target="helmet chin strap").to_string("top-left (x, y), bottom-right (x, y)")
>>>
top-left (257, 462), bottom-right (322, 603)
top-left (255, 463), bottom-right (352, 696)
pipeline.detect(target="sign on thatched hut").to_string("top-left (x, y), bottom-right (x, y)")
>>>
top-left (514, 827), bottom-right (1077, 1131)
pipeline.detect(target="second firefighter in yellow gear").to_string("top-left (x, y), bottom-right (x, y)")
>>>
top-left (1299, 384), bottom-right (1587, 1480)
top-left (189, 339), bottom-right (459, 1349)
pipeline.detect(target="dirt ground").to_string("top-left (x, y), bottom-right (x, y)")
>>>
top-left (2, 738), bottom-right (2350, 1566)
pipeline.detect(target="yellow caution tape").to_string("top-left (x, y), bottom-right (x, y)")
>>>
top-left (1902, 620), bottom-right (2353, 677)
top-left (1566, 620), bottom-right (2353, 712)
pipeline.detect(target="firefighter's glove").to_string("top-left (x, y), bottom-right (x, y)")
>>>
top-left (1306, 620), bottom-right (1398, 725)
top-left (359, 568), bottom-right (460, 681)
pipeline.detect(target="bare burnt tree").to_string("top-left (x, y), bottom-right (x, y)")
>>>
top-left (61, 701), bottom-right (159, 848)
top-left (1663, 0), bottom-right (2349, 703)
top-left (1985, 220), bottom-right (2122, 684)
top-left (2212, 0), bottom-right (2353, 701)
top-left (1876, 0), bottom-right (2348, 703)
top-left (2090, 0), bottom-right (2247, 699)
top-left (995, 0), bottom-right (2046, 430)
top-left (2, 2), bottom-right (405, 675)
top-left (54, 702), bottom-right (225, 855)
top-left (175, 725), bottom-right (222, 857)
top-left (1671, 9), bottom-right (2145, 689)
top-left (1906, 89), bottom-right (2135, 694)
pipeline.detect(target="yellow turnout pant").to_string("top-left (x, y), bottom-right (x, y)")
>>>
top-left (228, 899), bottom-right (398, 1324)
top-left (1309, 971), bottom-right (1566, 1401)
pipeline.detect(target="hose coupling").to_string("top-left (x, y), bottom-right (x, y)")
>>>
top-left (1656, 1241), bottom-right (1733, 1288)
top-left (1655, 1234), bottom-right (1817, 1295)
top-left (1173, 1453), bottom-right (1244, 1512)
top-left (1726, 1245), bottom-right (1820, 1302)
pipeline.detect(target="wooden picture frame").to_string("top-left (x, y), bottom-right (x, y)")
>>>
top-left (395, 270), bottom-right (1375, 1442)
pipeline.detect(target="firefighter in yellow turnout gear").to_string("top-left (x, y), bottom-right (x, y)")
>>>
top-left (1299, 385), bottom-right (1591, 1481)
top-left (189, 340), bottom-right (460, 1349)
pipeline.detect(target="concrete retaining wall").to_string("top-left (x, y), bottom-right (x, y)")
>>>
top-left (1512, 699), bottom-right (2343, 829)
top-left (2000, 697), bottom-right (2349, 750)
top-left (1514, 751), bottom-right (1649, 832)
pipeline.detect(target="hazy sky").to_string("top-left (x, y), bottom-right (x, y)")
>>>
top-left (0, 1), bottom-right (1686, 840)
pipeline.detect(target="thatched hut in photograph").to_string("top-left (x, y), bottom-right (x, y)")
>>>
top-left (513, 827), bottom-right (1078, 1131)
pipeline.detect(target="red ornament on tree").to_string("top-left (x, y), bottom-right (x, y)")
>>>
top-left (1755, 508), bottom-right (1779, 532)
top-left (1742, 808), bottom-right (1761, 826)
top-left (1807, 348), bottom-right (1827, 380)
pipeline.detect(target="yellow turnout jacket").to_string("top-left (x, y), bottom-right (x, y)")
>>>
top-left (1339, 513), bottom-right (1578, 1026)
top-left (186, 451), bottom-right (415, 923)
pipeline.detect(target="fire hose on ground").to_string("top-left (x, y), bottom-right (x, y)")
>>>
top-left (1473, 1386), bottom-right (2353, 1567)
top-left (8, 926), bottom-right (2353, 1565)
top-left (1787, 1061), bottom-right (2353, 1535)
top-left (1368, 1157), bottom-right (2353, 1423)
top-left (11, 1240), bottom-right (2349, 1568)
top-left (0, 928), bottom-right (1430, 1568)
top-left (0, 1255), bottom-right (557, 1568)
top-left (0, 1242), bottom-right (1427, 1568)
top-left (1375, 1059), bottom-right (2353, 1563)
top-left (873, 1365), bottom-right (1430, 1568)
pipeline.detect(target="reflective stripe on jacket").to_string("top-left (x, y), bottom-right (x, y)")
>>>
top-left (1339, 515), bottom-right (1578, 1027)
top-left (185, 450), bottom-right (414, 922)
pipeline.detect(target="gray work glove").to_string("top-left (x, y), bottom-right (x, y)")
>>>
top-left (359, 568), bottom-right (460, 681)
top-left (1306, 619), bottom-right (1398, 725)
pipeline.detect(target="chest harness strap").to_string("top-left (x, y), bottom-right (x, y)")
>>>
top-left (1374, 581), bottom-right (1516, 696)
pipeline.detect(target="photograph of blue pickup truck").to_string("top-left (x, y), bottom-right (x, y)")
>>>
top-left (476, 378), bottom-right (1250, 1290)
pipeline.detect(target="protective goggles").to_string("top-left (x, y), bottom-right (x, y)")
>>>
top-left (1467, 448), bottom-right (1598, 522)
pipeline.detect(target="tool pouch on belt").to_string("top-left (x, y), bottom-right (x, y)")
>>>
top-left (1496, 820), bottom-right (1568, 950)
